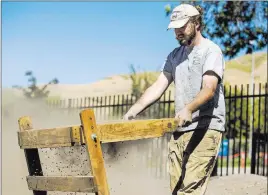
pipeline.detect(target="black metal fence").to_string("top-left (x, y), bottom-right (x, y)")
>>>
top-left (47, 83), bottom-right (268, 177)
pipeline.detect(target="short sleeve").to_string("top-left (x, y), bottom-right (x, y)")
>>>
top-left (203, 51), bottom-right (225, 81)
top-left (161, 53), bottom-right (173, 74)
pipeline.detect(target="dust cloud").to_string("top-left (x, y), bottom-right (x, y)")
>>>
top-left (2, 96), bottom-right (171, 195)
top-left (3, 95), bottom-right (267, 195)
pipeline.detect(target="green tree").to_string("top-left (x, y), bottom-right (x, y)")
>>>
top-left (12, 70), bottom-right (59, 99)
top-left (165, 1), bottom-right (267, 59)
top-left (224, 83), bottom-right (267, 141)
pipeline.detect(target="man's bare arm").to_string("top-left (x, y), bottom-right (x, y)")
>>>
top-left (185, 71), bottom-right (220, 112)
top-left (124, 71), bottom-right (173, 118)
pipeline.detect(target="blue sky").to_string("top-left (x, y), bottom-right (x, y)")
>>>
top-left (3, 2), bottom-right (178, 87)
top-left (2, 2), bottom-right (264, 88)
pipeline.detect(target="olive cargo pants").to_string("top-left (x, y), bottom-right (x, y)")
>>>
top-left (168, 129), bottom-right (223, 195)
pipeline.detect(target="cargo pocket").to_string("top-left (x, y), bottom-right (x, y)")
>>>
top-left (167, 136), bottom-right (184, 190)
top-left (194, 130), bottom-right (222, 157)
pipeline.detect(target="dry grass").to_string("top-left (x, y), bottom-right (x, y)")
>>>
top-left (3, 52), bottom-right (266, 102)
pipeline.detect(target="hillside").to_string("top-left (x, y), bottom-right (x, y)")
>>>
top-left (3, 52), bottom-right (267, 101)
top-left (224, 52), bottom-right (267, 86)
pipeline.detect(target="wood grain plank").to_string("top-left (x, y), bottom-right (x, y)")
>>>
top-left (98, 118), bottom-right (177, 143)
top-left (18, 126), bottom-right (82, 149)
top-left (80, 109), bottom-right (110, 195)
top-left (27, 176), bottom-right (96, 192)
top-left (18, 118), bottom-right (178, 148)
top-left (18, 116), bottom-right (47, 195)
top-left (19, 116), bottom-right (33, 131)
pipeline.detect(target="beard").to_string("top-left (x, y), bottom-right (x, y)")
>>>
top-left (176, 25), bottom-right (196, 46)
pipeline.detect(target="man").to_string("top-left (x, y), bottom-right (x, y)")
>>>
top-left (123, 3), bottom-right (225, 195)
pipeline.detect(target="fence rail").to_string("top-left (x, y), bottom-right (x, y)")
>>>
top-left (47, 83), bottom-right (268, 178)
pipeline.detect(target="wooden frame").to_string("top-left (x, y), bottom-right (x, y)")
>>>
top-left (18, 108), bottom-right (177, 195)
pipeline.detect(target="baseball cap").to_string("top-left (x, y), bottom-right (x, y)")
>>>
top-left (167, 4), bottom-right (200, 30)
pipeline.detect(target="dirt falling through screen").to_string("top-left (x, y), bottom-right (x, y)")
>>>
top-left (2, 97), bottom-right (171, 195)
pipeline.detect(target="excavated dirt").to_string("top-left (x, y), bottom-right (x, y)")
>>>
top-left (206, 174), bottom-right (267, 195)
top-left (2, 97), bottom-right (267, 195)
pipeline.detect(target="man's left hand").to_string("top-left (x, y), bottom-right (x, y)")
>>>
top-left (175, 106), bottom-right (193, 127)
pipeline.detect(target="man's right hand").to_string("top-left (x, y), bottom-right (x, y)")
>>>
top-left (122, 111), bottom-right (136, 120)
top-left (122, 71), bottom-right (172, 121)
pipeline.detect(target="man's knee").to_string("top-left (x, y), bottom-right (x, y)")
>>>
top-left (178, 154), bottom-right (217, 194)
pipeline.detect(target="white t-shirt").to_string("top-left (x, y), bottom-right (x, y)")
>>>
top-left (162, 38), bottom-right (226, 132)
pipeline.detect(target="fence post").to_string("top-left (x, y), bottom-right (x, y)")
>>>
top-left (251, 133), bottom-right (256, 174)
